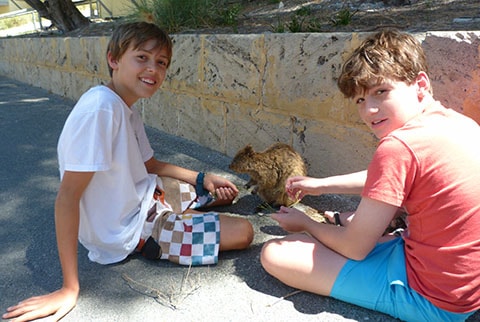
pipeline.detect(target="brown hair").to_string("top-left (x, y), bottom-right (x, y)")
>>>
top-left (106, 22), bottom-right (173, 76)
top-left (337, 29), bottom-right (430, 99)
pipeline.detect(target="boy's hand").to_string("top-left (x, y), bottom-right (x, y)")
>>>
top-left (204, 173), bottom-right (239, 204)
top-left (3, 287), bottom-right (78, 322)
top-left (285, 176), bottom-right (319, 200)
top-left (212, 186), bottom-right (238, 201)
top-left (270, 206), bottom-right (313, 233)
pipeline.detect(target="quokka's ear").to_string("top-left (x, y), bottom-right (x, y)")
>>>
top-left (244, 144), bottom-right (255, 155)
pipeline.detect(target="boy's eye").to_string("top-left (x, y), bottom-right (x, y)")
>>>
top-left (376, 89), bottom-right (387, 95)
top-left (355, 97), bottom-right (365, 104)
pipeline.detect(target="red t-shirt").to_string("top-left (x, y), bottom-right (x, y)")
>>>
top-left (363, 101), bottom-right (480, 313)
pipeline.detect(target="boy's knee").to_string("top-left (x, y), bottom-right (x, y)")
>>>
top-left (238, 219), bottom-right (254, 248)
top-left (260, 239), bottom-right (280, 273)
top-left (219, 215), bottom-right (253, 250)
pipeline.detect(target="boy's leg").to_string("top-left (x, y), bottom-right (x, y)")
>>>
top-left (179, 211), bottom-right (253, 251)
top-left (156, 176), bottom-right (253, 248)
top-left (263, 236), bottom-right (469, 322)
top-left (218, 214), bottom-right (253, 251)
top-left (261, 233), bottom-right (347, 296)
top-left (150, 176), bottom-right (252, 265)
top-left (152, 212), bottom-right (252, 266)
top-left (153, 212), bottom-right (220, 265)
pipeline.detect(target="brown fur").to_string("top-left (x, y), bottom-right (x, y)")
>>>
top-left (229, 143), bottom-right (307, 207)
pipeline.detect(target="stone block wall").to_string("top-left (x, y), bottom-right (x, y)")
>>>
top-left (0, 31), bottom-right (479, 177)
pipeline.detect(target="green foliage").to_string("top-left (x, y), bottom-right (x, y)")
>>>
top-left (273, 5), bottom-right (321, 33)
top-left (129, 0), bottom-right (242, 33)
top-left (295, 6), bottom-right (311, 17)
top-left (271, 17), bottom-right (286, 33)
top-left (304, 20), bottom-right (322, 33)
top-left (424, 0), bottom-right (433, 9)
top-left (331, 7), bottom-right (357, 26)
top-left (286, 15), bottom-right (303, 32)
top-left (217, 3), bottom-right (242, 32)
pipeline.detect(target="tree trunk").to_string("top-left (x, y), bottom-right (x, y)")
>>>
top-left (24, 0), bottom-right (90, 33)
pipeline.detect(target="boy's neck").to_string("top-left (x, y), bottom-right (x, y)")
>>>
top-left (105, 81), bottom-right (135, 108)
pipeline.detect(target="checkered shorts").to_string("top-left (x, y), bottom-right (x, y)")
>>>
top-left (155, 212), bottom-right (220, 266)
top-left (139, 176), bottom-right (220, 266)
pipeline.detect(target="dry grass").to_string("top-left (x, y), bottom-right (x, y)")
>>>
top-left (122, 264), bottom-right (200, 310)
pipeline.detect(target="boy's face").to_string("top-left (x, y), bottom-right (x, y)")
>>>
top-left (354, 75), bottom-right (426, 139)
top-left (107, 39), bottom-right (170, 107)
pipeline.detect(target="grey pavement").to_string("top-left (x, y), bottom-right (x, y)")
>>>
top-left (1, 76), bottom-right (478, 322)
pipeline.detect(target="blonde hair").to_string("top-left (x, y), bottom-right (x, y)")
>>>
top-left (106, 22), bottom-right (173, 77)
top-left (338, 29), bottom-right (430, 98)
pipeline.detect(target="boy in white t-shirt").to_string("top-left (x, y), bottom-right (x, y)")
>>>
top-left (4, 22), bottom-right (253, 322)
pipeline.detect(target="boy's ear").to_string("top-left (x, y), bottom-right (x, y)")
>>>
top-left (107, 51), bottom-right (119, 71)
top-left (416, 72), bottom-right (431, 100)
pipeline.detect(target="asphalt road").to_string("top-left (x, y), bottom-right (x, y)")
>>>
top-left (1, 75), bottom-right (478, 322)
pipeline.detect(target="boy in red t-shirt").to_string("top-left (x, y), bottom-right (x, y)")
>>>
top-left (261, 29), bottom-right (480, 321)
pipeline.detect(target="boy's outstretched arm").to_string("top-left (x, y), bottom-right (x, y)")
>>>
top-left (286, 170), bottom-right (367, 200)
top-left (144, 157), bottom-right (238, 203)
top-left (271, 197), bottom-right (397, 260)
top-left (3, 171), bottom-right (94, 322)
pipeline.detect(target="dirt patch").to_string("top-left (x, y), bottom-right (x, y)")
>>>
top-left (58, 0), bottom-right (480, 38)
top-left (199, 0), bottom-right (480, 34)
top-left (8, 0), bottom-right (478, 38)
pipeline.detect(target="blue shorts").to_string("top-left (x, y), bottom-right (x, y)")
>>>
top-left (331, 238), bottom-right (476, 322)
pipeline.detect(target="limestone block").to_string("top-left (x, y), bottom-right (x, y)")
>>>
top-left (0, 39), bottom-right (14, 62)
top-left (43, 68), bottom-right (65, 97)
top-left (263, 33), bottom-right (348, 121)
top-left (52, 38), bottom-right (68, 68)
top-left (202, 34), bottom-right (265, 106)
top-left (68, 37), bottom-right (108, 75)
top-left (299, 119), bottom-right (377, 177)
top-left (18, 38), bottom-right (35, 65)
top-left (68, 37), bottom-right (84, 72)
top-left (225, 104), bottom-right (295, 157)
top-left (4, 39), bottom-right (20, 65)
top-left (141, 91), bottom-right (226, 151)
top-left (80, 36), bottom-right (109, 77)
top-left (463, 68), bottom-right (480, 125)
top-left (0, 31), bottom-right (479, 178)
top-left (330, 92), bottom-right (367, 128)
top-left (35, 38), bottom-right (57, 68)
top-left (423, 31), bottom-right (480, 115)
top-left (225, 102), bottom-right (375, 176)
top-left (62, 72), bottom-right (99, 100)
top-left (141, 90), bottom-right (184, 136)
top-left (14, 61), bottom-right (32, 85)
top-left (164, 35), bottom-right (203, 92)
top-left (181, 97), bottom-right (228, 152)
top-left (143, 91), bottom-right (228, 152)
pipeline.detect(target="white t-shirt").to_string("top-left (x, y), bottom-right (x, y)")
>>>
top-left (58, 86), bottom-right (156, 264)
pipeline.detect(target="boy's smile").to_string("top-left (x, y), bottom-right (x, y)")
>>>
top-left (107, 39), bottom-right (170, 107)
